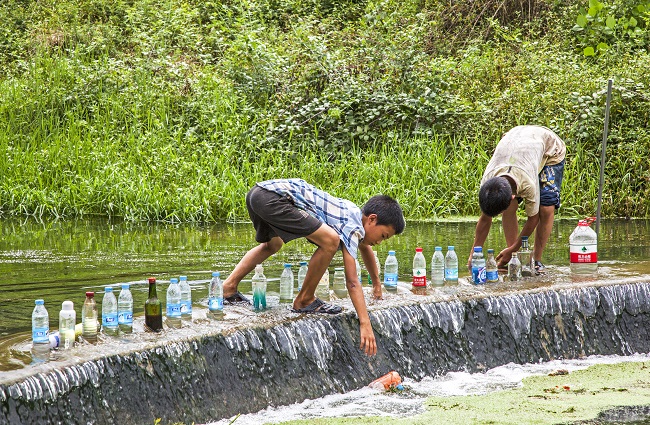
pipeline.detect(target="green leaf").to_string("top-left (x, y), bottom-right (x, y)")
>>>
top-left (584, 46), bottom-right (596, 56)
top-left (577, 14), bottom-right (588, 27)
top-left (597, 42), bottom-right (609, 51)
top-left (606, 16), bottom-right (616, 29)
top-left (629, 17), bottom-right (637, 27)
top-left (637, 5), bottom-right (646, 13)
top-left (588, 6), bottom-right (599, 16)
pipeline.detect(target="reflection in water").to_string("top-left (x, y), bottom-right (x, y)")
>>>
top-left (1, 218), bottom-right (650, 371)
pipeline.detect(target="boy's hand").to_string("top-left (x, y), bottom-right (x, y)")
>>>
top-left (359, 322), bottom-right (377, 356)
top-left (372, 286), bottom-right (383, 300)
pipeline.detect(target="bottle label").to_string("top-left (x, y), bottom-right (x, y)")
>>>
top-left (102, 313), bottom-right (118, 327)
top-left (445, 268), bottom-right (458, 280)
top-left (412, 268), bottom-right (426, 287)
top-left (208, 297), bottom-right (224, 311)
top-left (181, 301), bottom-right (192, 314)
top-left (384, 273), bottom-right (398, 287)
top-left (486, 270), bottom-right (499, 282)
top-left (167, 304), bottom-right (181, 317)
top-left (32, 327), bottom-right (49, 343)
top-left (118, 311), bottom-right (133, 325)
top-left (472, 266), bottom-right (487, 284)
top-left (570, 244), bottom-right (598, 263)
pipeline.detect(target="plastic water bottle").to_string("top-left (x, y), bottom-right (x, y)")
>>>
top-left (166, 278), bottom-right (182, 328)
top-left (384, 250), bottom-right (398, 292)
top-left (32, 299), bottom-right (49, 347)
top-left (444, 246), bottom-right (459, 284)
top-left (179, 275), bottom-right (192, 320)
top-left (519, 236), bottom-right (533, 277)
top-left (118, 284), bottom-right (133, 334)
top-left (486, 249), bottom-right (499, 283)
top-left (252, 264), bottom-right (267, 311)
top-left (471, 246), bottom-right (486, 285)
top-left (101, 287), bottom-right (118, 336)
top-left (59, 301), bottom-right (76, 349)
top-left (570, 218), bottom-right (598, 274)
top-left (332, 267), bottom-right (348, 298)
top-left (412, 247), bottom-right (427, 287)
top-left (279, 263), bottom-right (294, 303)
top-left (208, 272), bottom-right (224, 319)
top-left (297, 261), bottom-right (308, 291)
top-left (316, 270), bottom-right (330, 301)
top-left (82, 292), bottom-right (98, 344)
top-left (431, 246), bottom-right (445, 286)
top-left (508, 252), bottom-right (522, 281)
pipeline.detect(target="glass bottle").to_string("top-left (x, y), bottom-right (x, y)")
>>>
top-left (82, 292), bottom-right (98, 343)
top-left (251, 264), bottom-right (267, 311)
top-left (508, 252), bottom-right (522, 281)
top-left (519, 236), bottom-right (533, 277)
top-left (144, 277), bottom-right (163, 332)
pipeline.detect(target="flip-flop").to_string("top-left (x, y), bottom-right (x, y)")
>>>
top-left (224, 291), bottom-right (251, 305)
top-left (291, 298), bottom-right (342, 315)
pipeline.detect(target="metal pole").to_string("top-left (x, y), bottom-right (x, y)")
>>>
top-left (596, 79), bottom-right (613, 235)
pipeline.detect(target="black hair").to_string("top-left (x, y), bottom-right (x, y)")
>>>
top-left (362, 195), bottom-right (406, 234)
top-left (479, 176), bottom-right (512, 217)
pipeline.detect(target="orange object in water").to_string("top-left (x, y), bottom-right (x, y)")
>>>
top-left (369, 371), bottom-right (402, 390)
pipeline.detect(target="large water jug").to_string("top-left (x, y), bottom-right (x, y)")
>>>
top-left (570, 217), bottom-right (598, 274)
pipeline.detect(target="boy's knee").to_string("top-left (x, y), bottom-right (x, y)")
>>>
top-left (321, 233), bottom-right (340, 254)
top-left (262, 238), bottom-right (283, 254)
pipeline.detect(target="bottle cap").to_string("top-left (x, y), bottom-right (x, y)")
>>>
top-left (62, 301), bottom-right (74, 310)
top-left (415, 247), bottom-right (423, 252)
top-left (388, 250), bottom-right (396, 255)
top-left (448, 246), bottom-right (455, 250)
top-left (474, 246), bottom-right (483, 252)
top-left (35, 299), bottom-right (44, 305)
top-left (284, 263), bottom-right (292, 268)
top-left (121, 284), bottom-right (130, 290)
top-left (212, 271), bottom-right (220, 277)
top-left (179, 276), bottom-right (187, 281)
top-left (148, 277), bottom-right (156, 284)
top-left (334, 267), bottom-right (344, 271)
top-left (487, 249), bottom-right (494, 254)
top-left (170, 278), bottom-right (178, 284)
top-left (86, 292), bottom-right (94, 298)
top-left (105, 287), bottom-right (113, 292)
top-left (521, 236), bottom-right (528, 241)
top-left (299, 261), bottom-right (307, 266)
top-left (435, 246), bottom-right (442, 251)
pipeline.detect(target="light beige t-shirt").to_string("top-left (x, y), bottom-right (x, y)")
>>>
top-left (481, 125), bottom-right (566, 217)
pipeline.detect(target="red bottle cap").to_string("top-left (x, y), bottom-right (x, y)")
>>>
top-left (415, 247), bottom-right (423, 252)
top-left (148, 277), bottom-right (156, 284)
top-left (85, 291), bottom-right (94, 298)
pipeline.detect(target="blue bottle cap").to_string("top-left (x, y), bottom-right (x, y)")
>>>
top-left (396, 384), bottom-right (404, 391)
top-left (299, 261), bottom-right (308, 266)
top-left (121, 284), bottom-right (130, 290)
top-left (179, 276), bottom-right (187, 281)
top-left (35, 299), bottom-right (44, 305)
top-left (388, 250), bottom-right (396, 255)
top-left (474, 246), bottom-right (483, 252)
top-left (435, 246), bottom-right (442, 251)
top-left (487, 249), bottom-right (494, 254)
top-left (284, 263), bottom-right (292, 268)
top-left (212, 271), bottom-right (220, 277)
top-left (448, 246), bottom-right (455, 250)
top-left (105, 287), bottom-right (113, 292)
top-left (170, 278), bottom-right (179, 284)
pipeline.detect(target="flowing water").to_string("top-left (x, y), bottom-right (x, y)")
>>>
top-left (2, 217), bottom-right (650, 372)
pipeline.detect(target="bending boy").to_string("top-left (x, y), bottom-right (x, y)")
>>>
top-left (222, 178), bottom-right (406, 356)
top-left (468, 125), bottom-right (566, 272)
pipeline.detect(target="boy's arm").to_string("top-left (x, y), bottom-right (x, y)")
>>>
top-left (359, 243), bottom-right (382, 299)
top-left (343, 247), bottom-right (377, 356)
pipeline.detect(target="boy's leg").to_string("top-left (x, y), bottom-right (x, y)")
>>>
top-left (293, 224), bottom-right (340, 310)
top-left (534, 160), bottom-right (564, 268)
top-left (223, 237), bottom-right (283, 299)
top-left (534, 205), bottom-right (554, 263)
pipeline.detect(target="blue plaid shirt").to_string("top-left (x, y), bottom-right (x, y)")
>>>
top-left (257, 179), bottom-right (364, 259)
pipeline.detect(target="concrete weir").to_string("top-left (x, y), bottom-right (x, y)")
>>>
top-left (2, 280), bottom-right (650, 425)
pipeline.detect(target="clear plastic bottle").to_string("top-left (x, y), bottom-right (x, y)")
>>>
top-left (444, 246), bottom-right (459, 284)
top-left (252, 264), bottom-right (267, 311)
top-left (101, 287), bottom-right (119, 336)
top-left (82, 292), bottom-right (98, 344)
top-left (118, 284), bottom-right (133, 334)
top-left (471, 246), bottom-right (486, 285)
top-left (431, 246), bottom-right (445, 286)
top-left (508, 252), bottom-right (522, 281)
top-left (179, 275), bottom-right (192, 321)
top-left (32, 299), bottom-right (49, 347)
top-left (166, 278), bottom-right (182, 328)
top-left (59, 301), bottom-right (76, 349)
top-left (316, 270), bottom-right (330, 301)
top-left (486, 249), bottom-right (499, 283)
top-left (384, 250), bottom-right (398, 292)
top-left (570, 218), bottom-right (598, 274)
top-left (279, 263), bottom-right (294, 303)
top-left (412, 247), bottom-right (427, 287)
top-left (519, 236), bottom-right (533, 277)
top-left (208, 271), bottom-right (224, 319)
top-left (297, 261), bottom-right (308, 291)
top-left (332, 267), bottom-right (348, 298)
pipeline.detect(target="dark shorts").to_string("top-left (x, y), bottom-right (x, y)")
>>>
top-left (539, 159), bottom-right (564, 209)
top-left (246, 186), bottom-right (323, 243)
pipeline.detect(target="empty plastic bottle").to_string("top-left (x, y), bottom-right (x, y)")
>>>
top-left (471, 246), bottom-right (486, 285)
top-left (384, 250), bottom-right (398, 292)
top-left (316, 270), bottom-right (330, 301)
top-left (59, 301), bottom-right (76, 349)
top-left (101, 287), bottom-right (118, 336)
top-left (82, 292), bottom-right (98, 344)
top-left (32, 299), bottom-right (49, 347)
top-left (519, 236), bottom-right (533, 277)
top-left (444, 246), bottom-right (459, 284)
top-left (412, 247), bottom-right (427, 287)
top-left (332, 267), bottom-right (348, 298)
top-left (570, 218), bottom-right (598, 274)
top-left (279, 263), bottom-right (294, 303)
top-left (431, 246), bottom-right (445, 286)
top-left (486, 249), bottom-right (499, 283)
top-left (208, 271), bottom-right (224, 319)
top-left (508, 252), bottom-right (522, 281)
top-left (179, 275), bottom-right (192, 321)
top-left (166, 278), bottom-right (182, 328)
top-left (297, 261), bottom-right (308, 291)
top-left (118, 284), bottom-right (133, 334)
top-left (252, 264), bottom-right (267, 311)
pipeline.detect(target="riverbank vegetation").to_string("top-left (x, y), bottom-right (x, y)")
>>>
top-left (1, 0), bottom-right (649, 221)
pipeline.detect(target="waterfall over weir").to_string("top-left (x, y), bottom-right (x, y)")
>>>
top-left (2, 280), bottom-right (650, 425)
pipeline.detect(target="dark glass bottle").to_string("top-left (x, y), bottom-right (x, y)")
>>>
top-left (144, 277), bottom-right (163, 332)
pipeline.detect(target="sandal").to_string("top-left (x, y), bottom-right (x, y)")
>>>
top-left (534, 261), bottom-right (546, 275)
top-left (291, 298), bottom-right (342, 315)
top-left (224, 291), bottom-right (251, 305)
